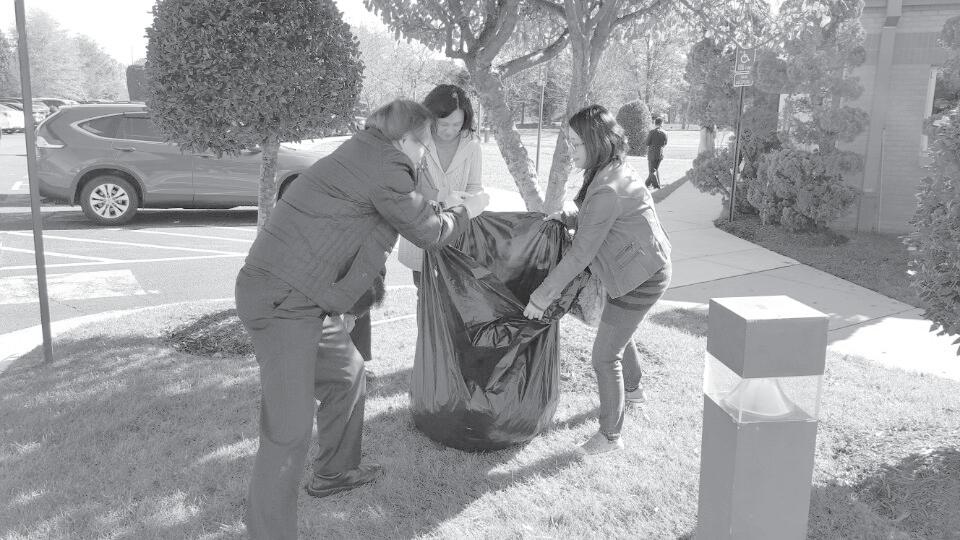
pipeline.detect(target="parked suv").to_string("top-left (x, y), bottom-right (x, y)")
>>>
top-left (0, 98), bottom-right (50, 123)
top-left (36, 104), bottom-right (323, 225)
top-left (0, 102), bottom-right (25, 133)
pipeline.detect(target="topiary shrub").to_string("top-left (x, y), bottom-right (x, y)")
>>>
top-left (617, 100), bottom-right (652, 156)
top-left (750, 148), bottom-right (860, 232)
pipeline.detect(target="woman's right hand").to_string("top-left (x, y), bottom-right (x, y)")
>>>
top-left (460, 192), bottom-right (490, 219)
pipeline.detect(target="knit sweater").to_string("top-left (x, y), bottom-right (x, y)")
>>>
top-left (245, 128), bottom-right (470, 314)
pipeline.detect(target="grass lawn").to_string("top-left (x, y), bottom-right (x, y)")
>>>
top-left (715, 214), bottom-right (921, 308)
top-left (2, 292), bottom-right (958, 539)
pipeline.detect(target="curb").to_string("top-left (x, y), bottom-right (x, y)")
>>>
top-left (0, 298), bottom-right (234, 374)
top-left (0, 194), bottom-right (32, 207)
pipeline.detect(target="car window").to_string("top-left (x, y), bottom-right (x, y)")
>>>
top-left (79, 115), bottom-right (122, 138)
top-left (122, 115), bottom-right (165, 143)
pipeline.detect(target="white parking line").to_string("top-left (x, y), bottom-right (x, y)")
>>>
top-left (210, 226), bottom-right (256, 233)
top-left (127, 230), bottom-right (254, 243)
top-left (5, 232), bottom-right (246, 255)
top-left (0, 270), bottom-right (150, 305)
top-left (0, 253), bottom-right (244, 271)
top-left (0, 246), bottom-right (119, 262)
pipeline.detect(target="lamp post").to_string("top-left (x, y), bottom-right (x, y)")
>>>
top-left (696, 296), bottom-right (828, 540)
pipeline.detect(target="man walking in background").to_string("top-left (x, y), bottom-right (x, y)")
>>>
top-left (645, 117), bottom-right (667, 189)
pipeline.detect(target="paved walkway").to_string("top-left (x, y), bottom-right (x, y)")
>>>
top-left (3, 182), bottom-right (958, 379)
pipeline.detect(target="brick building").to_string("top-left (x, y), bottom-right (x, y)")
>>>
top-left (840, 0), bottom-right (959, 233)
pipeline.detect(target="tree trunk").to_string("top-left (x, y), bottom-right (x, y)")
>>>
top-left (542, 67), bottom-right (589, 213)
top-left (257, 134), bottom-right (281, 230)
top-left (698, 125), bottom-right (716, 156)
top-left (471, 66), bottom-right (544, 212)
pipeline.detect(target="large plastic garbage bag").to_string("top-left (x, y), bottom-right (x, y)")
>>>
top-left (410, 211), bottom-right (602, 451)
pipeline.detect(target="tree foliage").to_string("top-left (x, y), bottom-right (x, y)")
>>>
top-left (353, 25), bottom-right (459, 111)
top-left (146, 0), bottom-right (363, 229)
top-left (0, 30), bottom-right (16, 96)
top-left (616, 100), bottom-right (652, 156)
top-left (4, 10), bottom-right (126, 100)
top-left (904, 15), bottom-right (960, 354)
top-left (74, 37), bottom-right (125, 102)
top-left (683, 38), bottom-right (738, 131)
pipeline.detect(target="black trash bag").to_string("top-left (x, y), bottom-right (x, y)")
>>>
top-left (410, 211), bottom-right (602, 451)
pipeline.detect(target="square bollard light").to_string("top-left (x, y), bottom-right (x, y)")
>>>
top-left (696, 296), bottom-right (828, 540)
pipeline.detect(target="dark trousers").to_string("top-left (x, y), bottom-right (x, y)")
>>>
top-left (235, 265), bottom-right (365, 540)
top-left (648, 153), bottom-right (663, 174)
top-left (349, 313), bottom-right (372, 362)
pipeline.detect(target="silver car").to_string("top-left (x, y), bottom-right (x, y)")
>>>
top-left (36, 103), bottom-right (322, 225)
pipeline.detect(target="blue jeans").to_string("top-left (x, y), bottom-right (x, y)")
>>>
top-left (592, 263), bottom-right (671, 439)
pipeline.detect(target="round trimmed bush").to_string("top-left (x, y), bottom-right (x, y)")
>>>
top-left (616, 100), bottom-right (652, 156)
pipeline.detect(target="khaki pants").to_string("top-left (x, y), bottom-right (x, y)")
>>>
top-left (235, 265), bottom-right (366, 540)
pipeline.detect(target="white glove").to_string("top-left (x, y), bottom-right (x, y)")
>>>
top-left (459, 192), bottom-right (490, 219)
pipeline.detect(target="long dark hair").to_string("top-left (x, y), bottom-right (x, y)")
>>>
top-left (422, 84), bottom-right (475, 134)
top-left (569, 105), bottom-right (626, 205)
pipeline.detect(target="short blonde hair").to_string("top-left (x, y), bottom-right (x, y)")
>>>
top-left (365, 99), bottom-right (433, 141)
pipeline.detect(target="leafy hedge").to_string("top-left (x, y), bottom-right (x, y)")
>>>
top-left (749, 149), bottom-right (860, 232)
top-left (904, 15), bottom-right (960, 354)
top-left (616, 100), bottom-right (652, 156)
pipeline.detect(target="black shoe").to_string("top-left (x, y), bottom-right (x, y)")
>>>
top-left (305, 464), bottom-right (384, 498)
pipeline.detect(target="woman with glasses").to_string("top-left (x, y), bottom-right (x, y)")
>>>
top-left (398, 84), bottom-right (485, 287)
top-left (522, 104), bottom-right (672, 456)
top-left (236, 99), bottom-right (490, 539)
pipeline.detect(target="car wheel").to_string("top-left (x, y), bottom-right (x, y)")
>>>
top-left (80, 175), bottom-right (140, 225)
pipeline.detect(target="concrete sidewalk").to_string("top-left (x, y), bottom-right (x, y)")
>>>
top-left (3, 183), bottom-right (958, 379)
top-left (653, 182), bottom-right (959, 380)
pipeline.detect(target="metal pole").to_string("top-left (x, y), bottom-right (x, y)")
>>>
top-left (535, 63), bottom-right (546, 174)
top-left (728, 86), bottom-right (745, 222)
top-left (15, 0), bottom-right (54, 363)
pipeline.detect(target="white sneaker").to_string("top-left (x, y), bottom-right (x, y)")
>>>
top-left (625, 387), bottom-right (646, 404)
top-left (577, 431), bottom-right (624, 456)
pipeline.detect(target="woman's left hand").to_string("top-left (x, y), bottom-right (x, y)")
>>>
top-left (523, 299), bottom-right (547, 320)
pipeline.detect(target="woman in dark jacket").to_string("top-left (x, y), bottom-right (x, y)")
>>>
top-left (236, 99), bottom-right (489, 539)
top-left (523, 104), bottom-right (671, 456)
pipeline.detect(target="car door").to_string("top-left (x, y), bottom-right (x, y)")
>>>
top-left (191, 146), bottom-right (262, 207)
top-left (116, 113), bottom-right (194, 206)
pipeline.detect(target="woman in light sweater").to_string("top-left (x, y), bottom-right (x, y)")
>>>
top-left (398, 84), bottom-right (484, 285)
top-left (523, 105), bottom-right (672, 456)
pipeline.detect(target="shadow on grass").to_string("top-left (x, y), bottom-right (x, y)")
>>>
top-left (675, 447), bottom-right (960, 540)
top-left (320, 405), bottom-right (584, 538)
top-left (808, 447), bottom-right (960, 539)
top-left (648, 306), bottom-right (709, 337)
top-left (0, 334), bottom-right (581, 538)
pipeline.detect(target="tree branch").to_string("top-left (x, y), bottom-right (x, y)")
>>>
top-left (528, 0), bottom-right (565, 18)
top-left (497, 29), bottom-right (569, 78)
top-left (614, 0), bottom-right (667, 28)
top-left (475, 0), bottom-right (521, 66)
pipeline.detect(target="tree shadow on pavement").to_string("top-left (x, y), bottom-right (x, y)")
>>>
top-left (0, 207), bottom-right (257, 231)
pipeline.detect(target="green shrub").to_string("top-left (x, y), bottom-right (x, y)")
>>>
top-left (749, 148), bottom-right (860, 232)
top-left (904, 16), bottom-right (960, 354)
top-left (905, 109), bottom-right (960, 354)
top-left (616, 100), bottom-right (652, 156)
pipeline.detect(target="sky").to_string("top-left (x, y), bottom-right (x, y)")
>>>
top-left (0, 0), bottom-right (386, 65)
